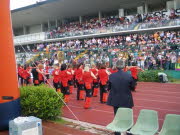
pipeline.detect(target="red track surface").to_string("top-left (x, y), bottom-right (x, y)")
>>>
top-left (62, 82), bottom-right (180, 129)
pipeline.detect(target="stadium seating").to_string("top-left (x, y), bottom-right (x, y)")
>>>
top-left (106, 108), bottom-right (133, 133)
top-left (159, 114), bottom-right (180, 135)
top-left (106, 108), bottom-right (180, 135)
top-left (130, 109), bottom-right (159, 135)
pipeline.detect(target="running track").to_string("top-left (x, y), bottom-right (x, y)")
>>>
top-left (62, 82), bottom-right (180, 129)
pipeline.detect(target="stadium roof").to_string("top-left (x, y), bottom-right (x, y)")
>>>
top-left (11, 0), bottom-right (167, 28)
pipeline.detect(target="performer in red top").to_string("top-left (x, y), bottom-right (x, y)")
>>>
top-left (52, 64), bottom-right (61, 92)
top-left (44, 64), bottom-right (50, 84)
top-left (98, 64), bottom-right (111, 103)
top-left (22, 64), bottom-right (31, 86)
top-left (67, 64), bottom-right (74, 94)
top-left (17, 64), bottom-right (24, 85)
top-left (83, 65), bottom-right (97, 109)
top-left (90, 64), bottom-right (99, 97)
top-left (127, 62), bottom-right (144, 92)
top-left (59, 64), bottom-right (71, 103)
top-left (75, 63), bottom-right (84, 100)
top-left (31, 63), bottom-right (46, 86)
top-left (109, 66), bottom-right (118, 74)
top-left (38, 64), bottom-right (45, 84)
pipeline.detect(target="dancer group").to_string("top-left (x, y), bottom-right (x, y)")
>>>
top-left (17, 62), bottom-right (143, 109)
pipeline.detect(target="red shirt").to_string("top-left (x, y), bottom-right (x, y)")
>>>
top-left (59, 70), bottom-right (68, 86)
top-left (109, 68), bottom-right (118, 74)
top-left (90, 68), bottom-right (98, 76)
top-left (75, 68), bottom-right (83, 81)
top-left (38, 69), bottom-right (44, 81)
top-left (90, 68), bottom-right (98, 82)
top-left (123, 67), bottom-right (128, 72)
top-left (129, 67), bottom-right (138, 79)
top-left (52, 69), bottom-right (60, 83)
top-left (18, 67), bottom-right (24, 77)
top-left (45, 66), bottom-right (49, 73)
top-left (67, 69), bottom-right (73, 80)
top-left (83, 71), bottom-right (93, 84)
top-left (98, 69), bottom-right (108, 85)
top-left (22, 68), bottom-right (31, 79)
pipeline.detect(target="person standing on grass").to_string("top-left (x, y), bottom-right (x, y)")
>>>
top-left (107, 60), bottom-right (135, 135)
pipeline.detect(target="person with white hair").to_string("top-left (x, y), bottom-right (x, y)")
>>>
top-left (82, 65), bottom-right (97, 109)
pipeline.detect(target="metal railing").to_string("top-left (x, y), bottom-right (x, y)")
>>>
top-left (14, 32), bottom-right (46, 45)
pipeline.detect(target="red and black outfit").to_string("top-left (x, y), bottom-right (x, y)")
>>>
top-left (129, 67), bottom-right (138, 91)
top-left (45, 66), bottom-right (50, 84)
top-left (38, 69), bottom-right (44, 84)
top-left (90, 68), bottom-right (99, 97)
top-left (52, 69), bottom-right (61, 92)
top-left (59, 70), bottom-right (70, 103)
top-left (75, 68), bottom-right (84, 100)
top-left (67, 69), bottom-right (74, 94)
top-left (18, 66), bottom-right (24, 85)
top-left (98, 69), bottom-right (109, 103)
top-left (22, 67), bottom-right (31, 85)
top-left (82, 71), bottom-right (93, 109)
top-left (31, 68), bottom-right (39, 86)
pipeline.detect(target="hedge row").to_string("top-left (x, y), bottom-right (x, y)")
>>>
top-left (20, 85), bottom-right (64, 120)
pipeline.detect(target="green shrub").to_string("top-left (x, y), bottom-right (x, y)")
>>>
top-left (138, 70), bottom-right (160, 82)
top-left (20, 85), bottom-right (64, 120)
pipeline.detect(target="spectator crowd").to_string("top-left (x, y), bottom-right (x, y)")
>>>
top-left (47, 8), bottom-right (180, 39)
top-left (16, 30), bottom-right (180, 71)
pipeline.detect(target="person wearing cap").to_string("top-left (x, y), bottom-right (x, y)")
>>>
top-left (107, 60), bottom-right (135, 135)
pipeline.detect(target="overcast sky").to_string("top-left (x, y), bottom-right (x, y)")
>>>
top-left (10, 0), bottom-right (46, 10)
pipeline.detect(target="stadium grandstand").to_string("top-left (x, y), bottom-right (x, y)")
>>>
top-left (0, 0), bottom-right (180, 134)
top-left (12, 0), bottom-right (180, 71)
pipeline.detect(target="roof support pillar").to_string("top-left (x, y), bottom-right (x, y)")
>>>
top-left (166, 1), bottom-right (175, 10)
top-left (98, 11), bottom-right (102, 21)
top-left (79, 16), bottom-right (82, 24)
top-left (174, 0), bottom-right (180, 9)
top-left (137, 6), bottom-right (144, 14)
top-left (145, 3), bottom-right (148, 14)
top-left (118, 9), bottom-right (124, 17)
top-left (55, 19), bottom-right (58, 27)
top-left (23, 25), bottom-right (26, 35)
top-left (41, 23), bottom-right (43, 32)
top-left (48, 20), bottom-right (50, 30)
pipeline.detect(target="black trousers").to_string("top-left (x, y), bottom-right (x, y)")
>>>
top-left (77, 83), bottom-right (84, 100)
top-left (53, 81), bottom-right (61, 91)
top-left (24, 77), bottom-right (30, 85)
top-left (92, 82), bottom-right (99, 95)
top-left (100, 83), bottom-right (108, 103)
top-left (61, 85), bottom-right (69, 96)
top-left (85, 89), bottom-right (92, 97)
top-left (114, 107), bottom-right (132, 135)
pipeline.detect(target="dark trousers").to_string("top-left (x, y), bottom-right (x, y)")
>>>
top-left (53, 81), bottom-right (61, 91)
top-left (100, 83), bottom-right (108, 103)
top-left (114, 107), bottom-right (132, 135)
top-left (77, 83), bottom-right (84, 100)
top-left (92, 82), bottom-right (98, 95)
top-left (85, 89), bottom-right (92, 97)
top-left (61, 85), bottom-right (69, 96)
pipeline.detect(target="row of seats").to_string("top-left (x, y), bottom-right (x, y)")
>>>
top-left (106, 108), bottom-right (180, 135)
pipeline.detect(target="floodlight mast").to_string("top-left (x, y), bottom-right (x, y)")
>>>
top-left (0, 0), bottom-right (21, 131)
